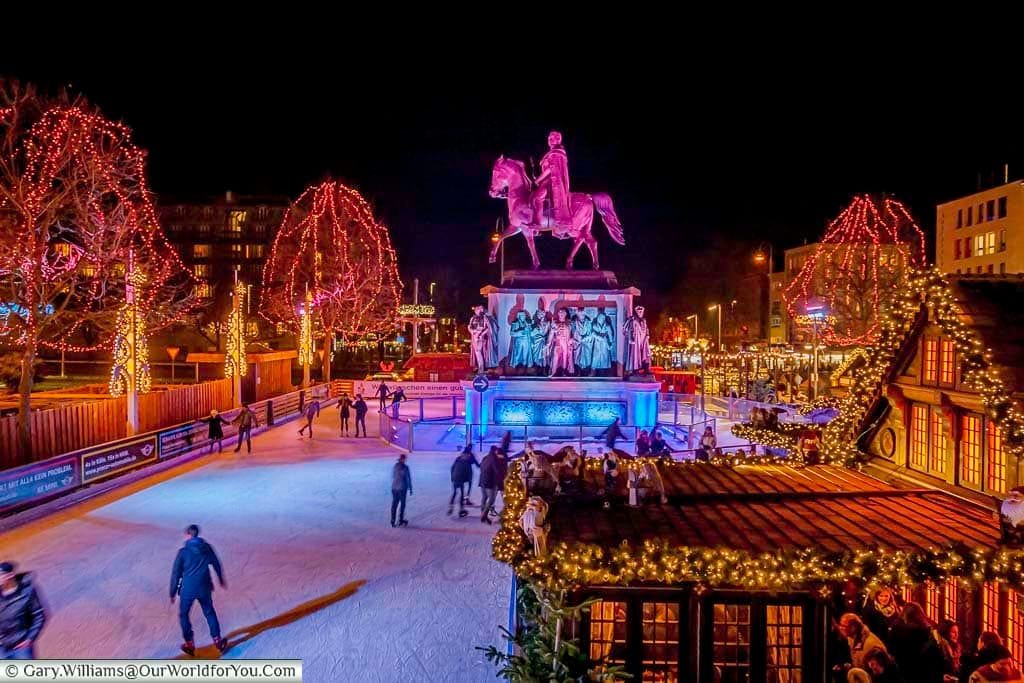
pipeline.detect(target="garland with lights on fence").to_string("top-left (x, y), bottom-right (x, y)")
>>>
top-left (730, 422), bottom-right (804, 451)
top-left (798, 396), bottom-right (842, 416)
top-left (493, 456), bottom-right (1024, 593)
top-left (822, 267), bottom-right (1024, 465)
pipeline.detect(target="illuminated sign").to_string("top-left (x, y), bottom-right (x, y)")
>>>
top-left (398, 304), bottom-right (436, 317)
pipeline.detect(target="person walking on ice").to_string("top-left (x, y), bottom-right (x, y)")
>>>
top-left (390, 454), bottom-right (413, 527)
top-left (449, 446), bottom-right (479, 517)
top-left (169, 525), bottom-right (227, 656)
top-left (376, 382), bottom-right (390, 412)
top-left (354, 394), bottom-right (369, 437)
top-left (198, 410), bottom-right (229, 454)
top-left (338, 393), bottom-right (352, 437)
top-left (297, 396), bottom-right (321, 438)
top-left (0, 561), bottom-right (46, 659)
top-left (232, 403), bottom-right (258, 453)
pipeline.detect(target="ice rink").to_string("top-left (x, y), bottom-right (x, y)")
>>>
top-left (0, 410), bottom-right (510, 682)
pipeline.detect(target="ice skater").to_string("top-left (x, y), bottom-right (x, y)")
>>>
top-left (232, 403), bottom-right (258, 453)
top-left (376, 382), bottom-right (390, 412)
top-left (198, 410), bottom-right (229, 453)
top-left (354, 394), bottom-right (368, 437)
top-left (0, 561), bottom-right (46, 660)
top-left (297, 396), bottom-right (321, 438)
top-left (389, 387), bottom-right (407, 417)
top-left (479, 446), bottom-right (508, 525)
top-left (449, 446), bottom-right (479, 517)
top-left (390, 454), bottom-right (413, 527)
top-left (169, 525), bottom-right (227, 656)
top-left (338, 393), bottom-right (352, 436)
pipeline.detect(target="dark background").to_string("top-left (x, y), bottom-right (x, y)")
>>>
top-left (5, 44), bottom-right (1020, 320)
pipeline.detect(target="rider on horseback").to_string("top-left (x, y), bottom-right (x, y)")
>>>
top-left (530, 131), bottom-right (572, 236)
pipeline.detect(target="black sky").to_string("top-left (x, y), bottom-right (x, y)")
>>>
top-left (4, 43), bottom-right (1021, 314)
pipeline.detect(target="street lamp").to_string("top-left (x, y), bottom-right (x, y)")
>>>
top-left (707, 303), bottom-right (722, 351)
top-left (752, 242), bottom-right (774, 271)
top-left (686, 336), bottom-right (711, 414)
top-left (686, 313), bottom-right (698, 339)
top-left (805, 304), bottom-right (827, 400)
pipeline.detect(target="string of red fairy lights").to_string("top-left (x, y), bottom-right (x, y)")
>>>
top-left (1, 102), bottom-right (198, 352)
top-left (783, 195), bottom-right (926, 346)
top-left (259, 180), bottom-right (401, 342)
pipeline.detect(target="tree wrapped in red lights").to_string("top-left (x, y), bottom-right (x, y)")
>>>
top-left (260, 180), bottom-right (402, 383)
top-left (0, 81), bottom-right (196, 460)
top-left (784, 195), bottom-right (926, 346)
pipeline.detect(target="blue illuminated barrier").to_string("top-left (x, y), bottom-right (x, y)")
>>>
top-left (0, 384), bottom-right (332, 518)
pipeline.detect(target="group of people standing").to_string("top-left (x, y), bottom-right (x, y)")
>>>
top-left (446, 443), bottom-right (509, 524)
top-left (834, 587), bottom-right (1022, 682)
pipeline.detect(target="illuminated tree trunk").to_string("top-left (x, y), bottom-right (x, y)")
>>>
top-left (16, 330), bottom-right (36, 463)
top-left (322, 330), bottom-right (334, 385)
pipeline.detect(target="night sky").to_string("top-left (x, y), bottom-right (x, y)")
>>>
top-left (5, 47), bottom-right (1020, 317)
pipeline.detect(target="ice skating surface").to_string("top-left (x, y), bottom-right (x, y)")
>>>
top-left (0, 413), bottom-right (508, 682)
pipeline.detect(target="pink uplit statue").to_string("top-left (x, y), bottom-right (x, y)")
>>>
top-left (547, 308), bottom-right (577, 377)
top-left (489, 131), bottom-right (625, 270)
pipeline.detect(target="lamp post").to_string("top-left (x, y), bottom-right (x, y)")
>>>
top-left (707, 303), bottom-right (722, 351)
top-left (166, 346), bottom-right (180, 383)
top-left (753, 242), bottom-right (774, 343)
top-left (686, 313), bottom-right (698, 340)
top-left (687, 336), bottom-right (711, 414)
top-left (806, 304), bottom-right (826, 400)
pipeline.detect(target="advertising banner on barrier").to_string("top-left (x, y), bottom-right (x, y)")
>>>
top-left (81, 435), bottom-right (159, 484)
top-left (353, 381), bottom-right (463, 398)
top-left (0, 455), bottom-right (80, 513)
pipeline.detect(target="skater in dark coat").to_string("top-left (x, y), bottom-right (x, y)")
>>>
top-left (353, 395), bottom-right (369, 437)
top-left (297, 398), bottom-right (321, 438)
top-left (449, 447), bottom-right (480, 517)
top-left (376, 383), bottom-right (390, 412)
top-left (0, 562), bottom-right (46, 660)
top-left (169, 525), bottom-right (227, 656)
top-left (600, 418), bottom-right (625, 450)
top-left (198, 410), bottom-right (230, 453)
top-left (479, 446), bottom-right (508, 524)
top-left (338, 393), bottom-right (352, 436)
top-left (390, 454), bottom-right (413, 527)
top-left (232, 403), bottom-right (259, 453)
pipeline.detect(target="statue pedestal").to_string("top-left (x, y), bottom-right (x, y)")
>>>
top-left (481, 270), bottom-right (639, 374)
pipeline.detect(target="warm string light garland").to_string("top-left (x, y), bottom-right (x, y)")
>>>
top-left (298, 289), bottom-right (314, 369)
top-left (822, 267), bottom-right (1024, 464)
top-left (784, 195), bottom-right (926, 347)
top-left (798, 396), bottom-right (842, 416)
top-left (225, 280), bottom-right (247, 378)
top-left (730, 423), bottom-right (803, 451)
top-left (108, 259), bottom-right (150, 396)
top-left (829, 348), bottom-right (868, 385)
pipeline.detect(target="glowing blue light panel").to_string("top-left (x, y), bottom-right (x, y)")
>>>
top-left (495, 399), bottom-right (626, 426)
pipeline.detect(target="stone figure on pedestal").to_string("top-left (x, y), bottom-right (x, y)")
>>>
top-left (508, 311), bottom-right (535, 369)
top-left (468, 304), bottom-right (499, 373)
top-left (572, 309), bottom-right (594, 374)
top-left (547, 308), bottom-right (577, 377)
top-left (590, 310), bottom-right (615, 373)
top-left (531, 308), bottom-right (551, 373)
top-left (623, 305), bottom-right (651, 375)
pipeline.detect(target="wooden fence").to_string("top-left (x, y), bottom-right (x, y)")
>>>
top-left (0, 379), bottom-right (234, 467)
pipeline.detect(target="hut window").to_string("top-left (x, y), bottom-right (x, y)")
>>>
top-left (983, 582), bottom-right (1000, 633)
top-left (910, 405), bottom-right (929, 470)
top-left (923, 339), bottom-right (939, 385)
top-left (925, 582), bottom-right (941, 623)
top-left (1008, 590), bottom-right (1024, 665)
top-left (940, 339), bottom-right (956, 385)
top-left (713, 603), bottom-right (751, 681)
top-left (766, 605), bottom-right (803, 683)
top-left (930, 412), bottom-right (947, 475)
top-left (642, 602), bottom-right (680, 682)
top-left (986, 421), bottom-right (1007, 494)
top-left (960, 415), bottom-right (982, 487)
top-left (944, 580), bottom-right (958, 621)
top-left (589, 600), bottom-right (627, 673)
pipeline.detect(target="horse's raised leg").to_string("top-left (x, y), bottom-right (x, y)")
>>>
top-left (490, 225), bottom-right (522, 263)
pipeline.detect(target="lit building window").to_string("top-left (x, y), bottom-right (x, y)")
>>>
top-left (930, 412), bottom-right (947, 474)
top-left (228, 210), bottom-right (247, 233)
top-left (987, 420), bottom-right (1006, 494)
top-left (910, 405), bottom-right (928, 470)
top-left (642, 602), bottom-right (680, 682)
top-left (589, 601), bottom-right (627, 674)
top-left (245, 244), bottom-right (265, 259)
top-left (940, 339), bottom-right (955, 385)
top-left (52, 242), bottom-right (72, 258)
top-left (1009, 590), bottom-right (1024, 665)
top-left (983, 582), bottom-right (1000, 633)
top-left (713, 604), bottom-right (751, 681)
top-left (230, 243), bottom-right (243, 255)
top-left (944, 580), bottom-right (958, 621)
top-left (246, 321), bottom-right (259, 338)
top-left (766, 605), bottom-right (803, 682)
top-left (925, 582), bottom-right (941, 623)
top-left (194, 283), bottom-right (213, 299)
top-left (977, 238), bottom-right (986, 257)
top-left (193, 244), bottom-right (212, 258)
top-left (961, 415), bottom-right (982, 486)
top-left (923, 339), bottom-right (938, 384)
top-left (193, 264), bottom-right (211, 279)
top-left (987, 232), bottom-right (996, 255)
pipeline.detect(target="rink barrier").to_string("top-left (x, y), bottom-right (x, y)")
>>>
top-left (0, 383), bottom-right (333, 517)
